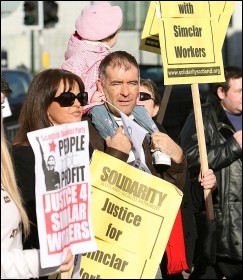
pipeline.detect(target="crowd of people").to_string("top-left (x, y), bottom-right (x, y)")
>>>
top-left (1, 1), bottom-right (242, 279)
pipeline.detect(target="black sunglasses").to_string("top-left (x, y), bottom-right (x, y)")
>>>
top-left (139, 92), bottom-right (155, 102)
top-left (53, 91), bottom-right (88, 107)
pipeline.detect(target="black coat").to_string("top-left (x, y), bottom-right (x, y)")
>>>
top-left (179, 94), bottom-right (242, 260)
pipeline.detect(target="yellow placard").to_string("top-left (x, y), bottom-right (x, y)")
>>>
top-left (139, 1), bottom-right (235, 84)
top-left (140, 1), bottom-right (160, 54)
top-left (84, 150), bottom-right (182, 278)
top-left (49, 150), bottom-right (183, 278)
top-left (158, 17), bottom-right (225, 84)
top-left (159, 1), bottom-right (211, 18)
top-left (215, 1), bottom-right (235, 48)
top-left (80, 239), bottom-right (160, 279)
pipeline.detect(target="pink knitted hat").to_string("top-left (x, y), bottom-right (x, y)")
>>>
top-left (75, 1), bottom-right (123, 41)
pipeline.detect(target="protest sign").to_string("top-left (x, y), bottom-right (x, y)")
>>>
top-left (157, 16), bottom-right (224, 84)
top-left (139, 2), bottom-right (233, 263)
top-left (139, 1), bottom-right (160, 54)
top-left (27, 121), bottom-right (97, 269)
top-left (139, 1), bottom-right (235, 85)
top-left (77, 150), bottom-right (183, 278)
top-left (79, 239), bottom-right (160, 279)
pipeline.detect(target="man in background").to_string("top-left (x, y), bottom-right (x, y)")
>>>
top-left (179, 66), bottom-right (242, 279)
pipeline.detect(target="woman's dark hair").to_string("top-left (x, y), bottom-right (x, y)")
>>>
top-left (140, 78), bottom-right (161, 106)
top-left (14, 68), bottom-right (85, 145)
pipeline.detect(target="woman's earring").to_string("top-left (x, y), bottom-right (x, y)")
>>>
top-left (47, 112), bottom-right (54, 126)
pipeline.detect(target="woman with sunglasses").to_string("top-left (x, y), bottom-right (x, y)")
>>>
top-left (138, 79), bottom-right (163, 125)
top-left (11, 68), bottom-right (132, 271)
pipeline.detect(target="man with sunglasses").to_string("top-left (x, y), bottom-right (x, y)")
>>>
top-left (179, 66), bottom-right (242, 279)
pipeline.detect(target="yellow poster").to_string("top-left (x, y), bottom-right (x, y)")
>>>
top-left (140, 1), bottom-right (160, 54)
top-left (160, 1), bottom-right (211, 18)
top-left (79, 239), bottom-right (160, 279)
top-left (79, 150), bottom-right (183, 279)
top-left (50, 150), bottom-right (182, 278)
top-left (214, 1), bottom-right (235, 48)
top-left (139, 1), bottom-right (235, 84)
top-left (158, 17), bottom-right (225, 84)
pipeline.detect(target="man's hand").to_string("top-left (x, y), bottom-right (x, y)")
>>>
top-left (151, 131), bottom-right (184, 163)
top-left (198, 169), bottom-right (217, 191)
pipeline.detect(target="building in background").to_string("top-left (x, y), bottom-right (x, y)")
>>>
top-left (1, 1), bottom-right (242, 73)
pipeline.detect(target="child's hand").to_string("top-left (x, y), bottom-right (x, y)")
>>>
top-left (106, 126), bottom-right (132, 154)
top-left (90, 91), bottom-right (105, 103)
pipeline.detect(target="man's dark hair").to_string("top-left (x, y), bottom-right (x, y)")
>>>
top-left (211, 66), bottom-right (242, 95)
top-left (98, 51), bottom-right (140, 82)
top-left (1, 76), bottom-right (12, 96)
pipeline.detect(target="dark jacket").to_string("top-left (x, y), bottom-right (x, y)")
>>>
top-left (179, 94), bottom-right (242, 260)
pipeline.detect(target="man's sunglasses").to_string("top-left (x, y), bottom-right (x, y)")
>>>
top-left (53, 91), bottom-right (88, 107)
top-left (139, 92), bottom-right (155, 102)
